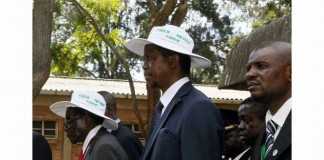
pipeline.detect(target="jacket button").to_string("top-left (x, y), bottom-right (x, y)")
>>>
top-left (273, 149), bottom-right (278, 156)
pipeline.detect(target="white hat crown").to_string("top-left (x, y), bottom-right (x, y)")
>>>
top-left (148, 25), bottom-right (194, 54)
top-left (125, 24), bottom-right (211, 68)
top-left (49, 90), bottom-right (118, 129)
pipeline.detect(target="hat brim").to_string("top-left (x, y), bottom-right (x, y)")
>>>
top-left (49, 101), bottom-right (118, 129)
top-left (125, 38), bottom-right (211, 68)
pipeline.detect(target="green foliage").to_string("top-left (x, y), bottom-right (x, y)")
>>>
top-left (231, 0), bottom-right (291, 29)
top-left (106, 29), bottom-right (124, 46)
top-left (187, 0), bottom-right (233, 84)
top-left (228, 35), bottom-right (243, 49)
top-left (51, 0), bottom-right (291, 84)
top-left (51, 42), bottom-right (85, 76)
top-left (51, 0), bottom-right (135, 79)
top-left (80, 0), bottom-right (123, 24)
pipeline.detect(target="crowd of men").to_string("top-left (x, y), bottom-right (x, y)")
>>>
top-left (33, 24), bottom-right (291, 160)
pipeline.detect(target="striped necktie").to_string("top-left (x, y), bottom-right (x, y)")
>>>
top-left (265, 120), bottom-right (278, 156)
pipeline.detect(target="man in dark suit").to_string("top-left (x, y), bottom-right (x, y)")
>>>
top-left (245, 41), bottom-right (291, 160)
top-left (125, 24), bottom-right (224, 160)
top-left (50, 91), bottom-right (128, 160)
top-left (33, 131), bottom-right (52, 160)
top-left (98, 91), bottom-right (144, 160)
top-left (223, 125), bottom-right (245, 160)
top-left (234, 97), bottom-right (267, 160)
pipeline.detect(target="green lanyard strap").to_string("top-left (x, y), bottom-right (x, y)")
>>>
top-left (261, 144), bottom-right (266, 160)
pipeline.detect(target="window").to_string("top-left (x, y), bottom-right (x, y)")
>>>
top-left (33, 120), bottom-right (57, 139)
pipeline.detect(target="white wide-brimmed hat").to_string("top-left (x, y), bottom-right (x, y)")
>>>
top-left (125, 25), bottom-right (211, 68)
top-left (49, 90), bottom-right (118, 130)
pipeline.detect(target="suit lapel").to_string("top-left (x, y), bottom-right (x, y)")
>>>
top-left (142, 82), bottom-right (193, 159)
top-left (266, 112), bottom-right (291, 159)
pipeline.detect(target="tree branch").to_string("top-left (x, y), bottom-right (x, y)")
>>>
top-left (147, 0), bottom-right (158, 15)
top-left (77, 65), bottom-right (98, 78)
top-left (149, 0), bottom-right (177, 30)
top-left (171, 0), bottom-right (188, 26)
top-left (69, 0), bottom-right (147, 136)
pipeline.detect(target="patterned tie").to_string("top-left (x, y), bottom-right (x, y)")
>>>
top-left (265, 120), bottom-right (278, 156)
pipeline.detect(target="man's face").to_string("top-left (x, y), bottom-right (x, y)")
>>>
top-left (238, 105), bottom-right (264, 145)
top-left (245, 47), bottom-right (291, 100)
top-left (64, 107), bottom-right (88, 144)
top-left (143, 44), bottom-right (173, 90)
top-left (224, 126), bottom-right (245, 156)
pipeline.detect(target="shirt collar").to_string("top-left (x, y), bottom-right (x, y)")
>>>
top-left (82, 125), bottom-right (102, 153)
top-left (102, 118), bottom-right (120, 132)
top-left (160, 77), bottom-right (189, 111)
top-left (266, 98), bottom-right (292, 127)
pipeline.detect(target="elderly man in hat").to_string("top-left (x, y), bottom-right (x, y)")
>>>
top-left (125, 25), bottom-right (224, 160)
top-left (50, 91), bottom-right (128, 160)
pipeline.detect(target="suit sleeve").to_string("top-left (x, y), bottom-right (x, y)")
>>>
top-left (180, 100), bottom-right (224, 160)
top-left (33, 132), bottom-right (52, 160)
top-left (121, 136), bottom-right (143, 160)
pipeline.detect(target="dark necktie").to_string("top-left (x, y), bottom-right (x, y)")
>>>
top-left (152, 101), bottom-right (163, 131)
top-left (147, 101), bottom-right (164, 142)
top-left (265, 120), bottom-right (278, 156)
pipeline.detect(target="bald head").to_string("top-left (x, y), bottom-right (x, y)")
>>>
top-left (238, 97), bottom-right (267, 120)
top-left (252, 41), bottom-right (291, 65)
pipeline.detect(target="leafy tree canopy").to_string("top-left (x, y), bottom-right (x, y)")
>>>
top-left (51, 0), bottom-right (291, 84)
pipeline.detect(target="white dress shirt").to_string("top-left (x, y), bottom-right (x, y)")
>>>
top-left (233, 147), bottom-right (251, 160)
top-left (265, 98), bottom-right (291, 140)
top-left (82, 125), bottom-right (102, 153)
top-left (159, 77), bottom-right (190, 116)
top-left (102, 118), bottom-right (120, 132)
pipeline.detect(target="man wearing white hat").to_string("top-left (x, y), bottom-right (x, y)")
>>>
top-left (50, 90), bottom-right (128, 160)
top-left (125, 25), bottom-right (224, 160)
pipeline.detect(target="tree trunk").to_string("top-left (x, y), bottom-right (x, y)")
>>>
top-left (33, 0), bottom-right (55, 100)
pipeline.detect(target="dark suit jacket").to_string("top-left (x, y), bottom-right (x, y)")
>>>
top-left (252, 112), bottom-right (291, 160)
top-left (142, 82), bottom-right (224, 160)
top-left (85, 128), bottom-right (128, 160)
top-left (112, 123), bottom-right (144, 160)
top-left (33, 132), bottom-right (52, 160)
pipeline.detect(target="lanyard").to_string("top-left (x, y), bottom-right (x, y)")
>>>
top-left (261, 144), bottom-right (266, 160)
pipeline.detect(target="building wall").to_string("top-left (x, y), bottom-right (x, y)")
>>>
top-left (33, 94), bottom-right (240, 160)
top-left (33, 104), bottom-right (65, 160)
top-left (33, 94), bottom-right (149, 160)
